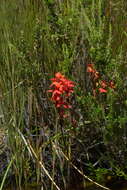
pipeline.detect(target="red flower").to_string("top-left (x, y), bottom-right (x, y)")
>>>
top-left (87, 64), bottom-right (96, 73)
top-left (87, 63), bottom-right (115, 96)
top-left (48, 72), bottom-right (75, 113)
top-left (87, 64), bottom-right (99, 80)
top-left (99, 88), bottom-right (107, 93)
top-left (100, 80), bottom-right (107, 88)
top-left (109, 81), bottom-right (115, 89)
top-left (55, 72), bottom-right (64, 78)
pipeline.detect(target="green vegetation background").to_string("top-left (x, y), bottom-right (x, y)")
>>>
top-left (0, 0), bottom-right (127, 189)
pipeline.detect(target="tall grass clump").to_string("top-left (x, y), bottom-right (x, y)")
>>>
top-left (0, 0), bottom-right (127, 189)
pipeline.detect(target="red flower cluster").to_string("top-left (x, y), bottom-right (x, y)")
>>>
top-left (87, 64), bottom-right (99, 80)
top-left (87, 64), bottom-right (115, 95)
top-left (48, 72), bottom-right (75, 109)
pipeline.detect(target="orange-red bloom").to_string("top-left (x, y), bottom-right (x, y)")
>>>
top-left (87, 64), bottom-right (99, 80)
top-left (109, 81), bottom-right (115, 89)
top-left (87, 63), bottom-right (115, 96)
top-left (99, 88), bottom-right (107, 93)
top-left (87, 64), bottom-right (96, 73)
top-left (100, 80), bottom-right (107, 88)
top-left (48, 72), bottom-right (75, 110)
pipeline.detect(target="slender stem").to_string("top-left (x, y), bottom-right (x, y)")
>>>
top-left (0, 155), bottom-right (15, 190)
top-left (52, 143), bottom-right (111, 190)
top-left (59, 117), bottom-right (66, 149)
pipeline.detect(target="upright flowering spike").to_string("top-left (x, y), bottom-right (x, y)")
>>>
top-left (87, 63), bottom-right (115, 96)
top-left (48, 72), bottom-right (75, 117)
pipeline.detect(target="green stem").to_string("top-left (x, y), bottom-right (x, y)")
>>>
top-left (0, 155), bottom-right (15, 190)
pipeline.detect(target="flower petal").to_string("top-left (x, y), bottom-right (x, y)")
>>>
top-left (99, 88), bottom-right (107, 93)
